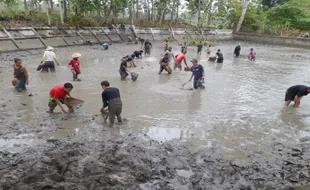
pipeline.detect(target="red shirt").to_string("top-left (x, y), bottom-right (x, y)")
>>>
top-left (175, 53), bottom-right (186, 64)
top-left (50, 85), bottom-right (67, 99)
top-left (68, 59), bottom-right (80, 73)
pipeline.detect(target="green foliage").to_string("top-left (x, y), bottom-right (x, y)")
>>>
top-left (0, 0), bottom-right (19, 8)
top-left (67, 15), bottom-right (99, 27)
top-left (188, 38), bottom-right (215, 46)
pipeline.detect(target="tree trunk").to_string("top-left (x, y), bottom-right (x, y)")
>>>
top-left (24, 0), bottom-right (28, 11)
top-left (50, 0), bottom-right (54, 12)
top-left (176, 1), bottom-right (179, 21)
top-left (170, 0), bottom-right (175, 23)
top-left (63, 0), bottom-right (68, 22)
top-left (59, 0), bottom-right (64, 24)
top-left (207, 0), bottom-right (213, 26)
top-left (235, 0), bottom-right (249, 32)
top-left (198, 0), bottom-right (201, 26)
top-left (46, 1), bottom-right (51, 26)
top-left (136, 0), bottom-right (139, 20)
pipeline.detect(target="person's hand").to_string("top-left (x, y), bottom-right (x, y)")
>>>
top-left (26, 80), bottom-right (29, 85)
top-left (69, 107), bottom-right (74, 113)
top-left (61, 108), bottom-right (67, 113)
top-left (100, 107), bottom-right (104, 113)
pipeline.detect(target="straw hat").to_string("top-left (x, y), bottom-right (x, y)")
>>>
top-left (72, 53), bottom-right (81, 58)
top-left (46, 46), bottom-right (54, 51)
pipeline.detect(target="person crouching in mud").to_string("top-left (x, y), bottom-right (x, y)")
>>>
top-left (248, 48), bottom-right (256, 61)
top-left (284, 85), bottom-right (310, 108)
top-left (234, 44), bottom-right (241, 58)
top-left (119, 57), bottom-right (129, 80)
top-left (216, 49), bottom-right (224, 63)
top-left (144, 40), bottom-right (152, 55)
top-left (13, 58), bottom-right (29, 92)
top-left (68, 53), bottom-right (81, 81)
top-left (40, 46), bottom-right (60, 72)
top-left (102, 43), bottom-right (109, 50)
top-left (100, 81), bottom-right (123, 127)
top-left (132, 50), bottom-right (143, 59)
top-left (159, 52), bottom-right (171, 75)
top-left (189, 59), bottom-right (205, 89)
top-left (48, 83), bottom-right (76, 113)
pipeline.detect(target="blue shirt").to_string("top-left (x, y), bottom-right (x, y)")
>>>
top-left (191, 64), bottom-right (204, 81)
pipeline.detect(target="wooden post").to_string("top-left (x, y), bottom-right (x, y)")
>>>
top-left (31, 27), bottom-right (47, 48)
top-left (76, 30), bottom-right (85, 43)
top-left (3, 29), bottom-right (20, 49)
top-left (55, 28), bottom-right (69, 46)
top-left (88, 28), bottom-right (101, 44)
top-left (112, 24), bottom-right (124, 41)
top-left (101, 28), bottom-right (112, 42)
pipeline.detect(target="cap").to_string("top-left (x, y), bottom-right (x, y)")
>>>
top-left (101, 81), bottom-right (110, 87)
top-left (191, 58), bottom-right (198, 63)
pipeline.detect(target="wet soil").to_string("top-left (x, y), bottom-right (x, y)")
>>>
top-left (1, 41), bottom-right (310, 189)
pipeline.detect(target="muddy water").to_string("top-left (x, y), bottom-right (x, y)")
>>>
top-left (1, 41), bottom-right (310, 160)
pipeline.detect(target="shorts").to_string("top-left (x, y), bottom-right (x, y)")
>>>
top-left (43, 61), bottom-right (55, 72)
top-left (48, 96), bottom-right (69, 110)
top-left (217, 58), bottom-right (223, 63)
top-left (174, 62), bottom-right (182, 70)
top-left (284, 89), bottom-right (296, 101)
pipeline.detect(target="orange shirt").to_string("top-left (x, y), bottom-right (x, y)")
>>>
top-left (175, 53), bottom-right (186, 64)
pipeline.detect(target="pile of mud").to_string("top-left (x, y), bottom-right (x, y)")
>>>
top-left (1, 132), bottom-right (310, 190)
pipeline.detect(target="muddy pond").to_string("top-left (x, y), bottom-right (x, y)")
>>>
top-left (1, 41), bottom-right (310, 189)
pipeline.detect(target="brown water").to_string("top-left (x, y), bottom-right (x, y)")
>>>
top-left (1, 41), bottom-right (310, 162)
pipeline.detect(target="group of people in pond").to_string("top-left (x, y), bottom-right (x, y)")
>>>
top-left (10, 38), bottom-right (310, 129)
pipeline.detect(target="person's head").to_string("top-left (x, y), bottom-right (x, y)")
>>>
top-left (64, 83), bottom-right (73, 93)
top-left (46, 46), bottom-right (54, 51)
top-left (217, 49), bottom-right (221, 52)
top-left (140, 50), bottom-right (143, 53)
top-left (72, 53), bottom-right (81, 60)
top-left (101, 80), bottom-right (110, 90)
top-left (191, 58), bottom-right (198, 66)
top-left (250, 48), bottom-right (254, 51)
top-left (14, 58), bottom-right (22, 66)
top-left (308, 87), bottom-right (310, 93)
top-left (168, 47), bottom-right (172, 51)
top-left (164, 52), bottom-right (169, 58)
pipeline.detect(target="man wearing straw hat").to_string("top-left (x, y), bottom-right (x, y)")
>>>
top-left (40, 46), bottom-right (60, 72)
top-left (69, 53), bottom-right (82, 81)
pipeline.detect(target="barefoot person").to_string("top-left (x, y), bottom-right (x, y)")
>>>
top-left (100, 81), bottom-right (123, 127)
top-left (284, 85), bottom-right (310, 108)
top-left (68, 53), bottom-right (81, 81)
top-left (13, 58), bottom-right (29, 92)
top-left (234, 43), bottom-right (241, 58)
top-left (48, 83), bottom-right (76, 113)
top-left (189, 59), bottom-right (205, 89)
top-left (40, 46), bottom-right (60, 72)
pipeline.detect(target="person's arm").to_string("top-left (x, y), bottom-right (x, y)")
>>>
top-left (67, 92), bottom-right (73, 99)
top-left (41, 53), bottom-right (47, 63)
top-left (22, 67), bottom-right (29, 85)
top-left (55, 99), bottom-right (66, 112)
top-left (100, 91), bottom-right (108, 112)
top-left (159, 58), bottom-right (163, 65)
top-left (183, 56), bottom-right (188, 67)
top-left (53, 54), bottom-right (60, 65)
top-left (294, 95), bottom-right (301, 107)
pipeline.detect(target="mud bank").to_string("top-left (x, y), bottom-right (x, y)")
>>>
top-left (1, 115), bottom-right (310, 190)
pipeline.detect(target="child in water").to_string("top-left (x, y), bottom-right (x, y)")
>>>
top-left (248, 48), bottom-right (256, 61)
top-left (68, 53), bottom-right (81, 81)
top-left (13, 58), bottom-right (29, 92)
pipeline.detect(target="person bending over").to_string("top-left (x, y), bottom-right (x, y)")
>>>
top-left (284, 85), bottom-right (310, 108)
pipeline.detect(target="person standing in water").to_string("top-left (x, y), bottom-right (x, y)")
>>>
top-left (284, 85), bottom-right (310, 108)
top-left (216, 49), bottom-right (224, 63)
top-left (158, 52), bottom-right (171, 74)
top-left (13, 58), bottom-right (29, 92)
top-left (197, 42), bottom-right (203, 55)
top-left (181, 42), bottom-right (187, 53)
top-left (234, 44), bottom-right (241, 57)
top-left (40, 46), bottom-right (60, 72)
top-left (144, 39), bottom-right (152, 55)
top-left (248, 48), bottom-right (256, 61)
top-left (68, 53), bottom-right (81, 81)
top-left (100, 81), bottom-right (123, 127)
top-left (189, 59), bottom-right (205, 89)
top-left (48, 83), bottom-right (76, 113)
top-left (164, 40), bottom-right (169, 51)
top-left (174, 50), bottom-right (189, 71)
top-left (206, 45), bottom-right (211, 55)
top-left (119, 56), bottom-right (129, 80)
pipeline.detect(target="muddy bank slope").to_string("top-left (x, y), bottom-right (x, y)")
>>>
top-left (1, 114), bottom-right (310, 190)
